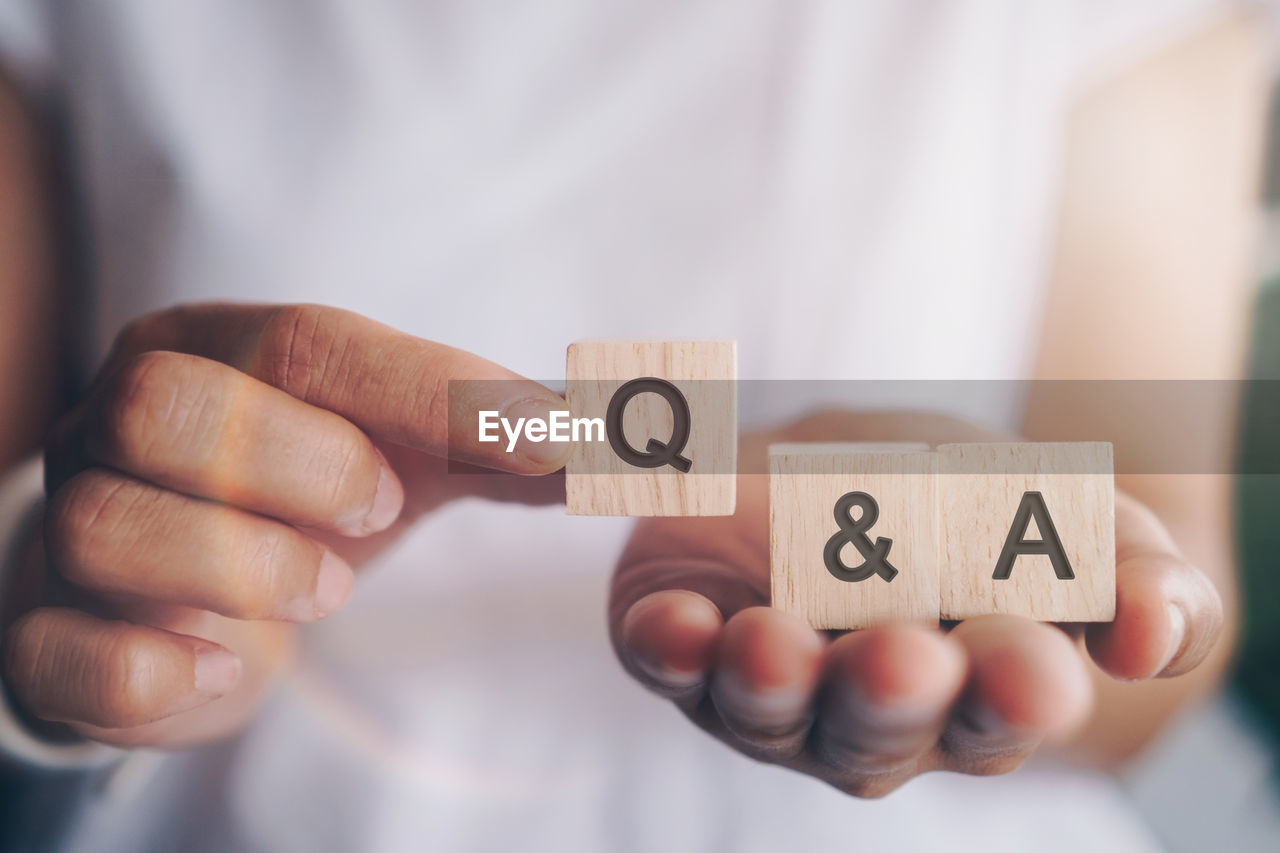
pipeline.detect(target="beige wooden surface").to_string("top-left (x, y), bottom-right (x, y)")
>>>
top-left (937, 442), bottom-right (1115, 622)
top-left (769, 443), bottom-right (938, 629)
top-left (565, 340), bottom-right (737, 516)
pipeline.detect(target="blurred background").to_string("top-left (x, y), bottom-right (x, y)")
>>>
top-left (1121, 289), bottom-right (1280, 851)
top-left (1115, 91), bottom-right (1280, 848)
top-left (1189, 173), bottom-right (1280, 847)
top-left (3, 3), bottom-right (1280, 852)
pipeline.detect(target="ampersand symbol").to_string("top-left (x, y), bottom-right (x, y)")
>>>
top-left (823, 491), bottom-right (899, 583)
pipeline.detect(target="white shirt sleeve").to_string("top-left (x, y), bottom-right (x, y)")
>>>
top-left (0, 456), bottom-right (121, 770)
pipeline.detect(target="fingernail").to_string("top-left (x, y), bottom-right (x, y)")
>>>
top-left (503, 398), bottom-right (571, 466)
top-left (363, 465), bottom-right (404, 533)
top-left (1155, 604), bottom-right (1187, 677)
top-left (712, 670), bottom-right (809, 731)
top-left (312, 551), bottom-right (354, 618)
top-left (193, 649), bottom-right (243, 696)
top-left (278, 552), bottom-right (354, 621)
top-left (336, 463), bottom-right (403, 536)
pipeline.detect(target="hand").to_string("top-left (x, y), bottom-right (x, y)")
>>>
top-left (609, 411), bottom-right (1224, 797)
top-left (1, 303), bottom-right (567, 748)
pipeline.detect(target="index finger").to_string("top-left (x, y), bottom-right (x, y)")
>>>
top-left (105, 303), bottom-right (567, 473)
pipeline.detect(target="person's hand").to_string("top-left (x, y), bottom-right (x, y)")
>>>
top-left (609, 411), bottom-right (1224, 796)
top-left (1, 303), bottom-right (567, 748)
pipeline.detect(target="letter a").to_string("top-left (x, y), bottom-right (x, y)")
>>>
top-left (992, 491), bottom-right (1075, 580)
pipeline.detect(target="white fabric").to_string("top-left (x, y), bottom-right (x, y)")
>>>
top-left (0, 1), bottom-right (1260, 851)
top-left (0, 456), bottom-right (121, 769)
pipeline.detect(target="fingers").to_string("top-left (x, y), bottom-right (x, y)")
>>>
top-left (618, 598), bottom-right (827, 763)
top-left (617, 592), bottom-right (1095, 792)
top-left (811, 625), bottom-right (965, 785)
top-left (370, 442), bottom-right (567, 517)
top-left (59, 350), bottom-right (403, 536)
top-left (45, 468), bottom-right (353, 622)
top-left (2, 607), bottom-right (242, 729)
top-left (943, 615), bottom-right (1093, 773)
top-left (109, 303), bottom-right (568, 472)
top-left (608, 419), bottom-right (1223, 799)
top-left (1085, 494), bottom-right (1224, 680)
top-left (619, 590), bottom-right (723, 698)
top-left (708, 608), bottom-right (824, 758)
top-left (70, 611), bottom-right (295, 749)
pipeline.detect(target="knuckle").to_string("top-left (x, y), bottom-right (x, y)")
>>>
top-left (314, 432), bottom-right (371, 514)
top-left (99, 351), bottom-right (219, 467)
top-left (261, 304), bottom-right (348, 400)
top-left (1, 610), bottom-right (168, 729)
top-left (95, 631), bottom-right (159, 728)
top-left (45, 472), bottom-right (143, 583)
top-left (1, 609), bottom-right (55, 703)
top-left (413, 368), bottom-right (451, 437)
top-left (2, 609), bottom-right (97, 724)
top-left (228, 529), bottom-right (297, 617)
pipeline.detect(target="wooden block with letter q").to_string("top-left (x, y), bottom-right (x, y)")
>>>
top-left (937, 442), bottom-right (1115, 622)
top-left (565, 340), bottom-right (736, 516)
top-left (769, 443), bottom-right (938, 630)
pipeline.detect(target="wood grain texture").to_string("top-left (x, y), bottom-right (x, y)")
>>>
top-left (937, 442), bottom-right (1115, 622)
top-left (565, 340), bottom-right (736, 516)
top-left (769, 443), bottom-right (938, 629)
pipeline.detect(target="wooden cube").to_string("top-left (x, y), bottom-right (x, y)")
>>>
top-left (938, 442), bottom-right (1115, 622)
top-left (565, 341), bottom-right (737, 516)
top-left (769, 443), bottom-right (938, 629)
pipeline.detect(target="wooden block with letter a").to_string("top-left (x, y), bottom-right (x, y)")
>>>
top-left (565, 340), bottom-right (737, 516)
top-left (769, 443), bottom-right (938, 630)
top-left (937, 442), bottom-right (1115, 622)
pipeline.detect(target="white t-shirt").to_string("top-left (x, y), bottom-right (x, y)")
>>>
top-left (0, 2), bottom-right (1260, 851)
